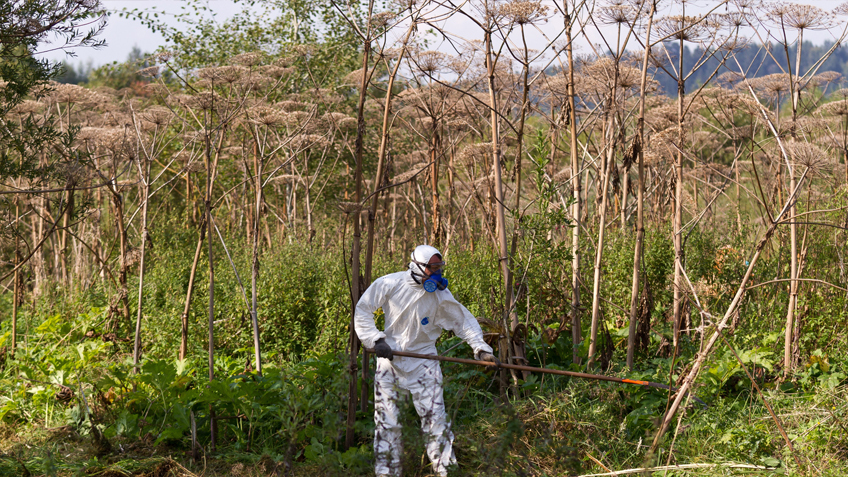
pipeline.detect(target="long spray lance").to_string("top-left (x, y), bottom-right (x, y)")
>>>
top-left (366, 348), bottom-right (707, 407)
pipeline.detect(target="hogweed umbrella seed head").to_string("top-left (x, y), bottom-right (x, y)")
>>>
top-left (194, 66), bottom-right (249, 85)
top-left (655, 15), bottom-right (710, 42)
top-left (273, 56), bottom-right (296, 68)
top-left (750, 73), bottom-right (794, 101)
top-left (831, 88), bottom-right (848, 100)
top-left (10, 100), bottom-right (43, 115)
top-left (447, 57), bottom-right (472, 75)
top-left (413, 51), bottom-right (447, 75)
top-left (152, 51), bottom-right (173, 63)
top-left (139, 106), bottom-right (173, 128)
top-left (371, 11), bottom-right (397, 29)
top-left (260, 65), bottom-right (294, 78)
top-left (277, 100), bottom-right (309, 112)
top-left (377, 47), bottom-right (398, 61)
top-left (50, 83), bottom-right (92, 104)
top-left (230, 52), bottom-right (264, 66)
top-left (720, 11), bottom-right (751, 29)
top-left (393, 162), bottom-right (430, 183)
top-left (283, 111), bottom-right (310, 129)
top-left (218, 66), bottom-right (249, 84)
top-left (246, 106), bottom-right (285, 127)
top-left (289, 134), bottom-right (329, 149)
top-left (447, 118), bottom-right (470, 130)
top-left (717, 71), bottom-right (744, 88)
top-left (192, 91), bottom-right (228, 111)
top-left (392, 0), bottom-right (418, 11)
top-left (137, 66), bottom-right (160, 78)
top-left (77, 127), bottom-right (100, 143)
top-left (544, 74), bottom-right (570, 96)
top-left (144, 83), bottom-right (169, 97)
top-left (818, 99), bottom-right (848, 117)
top-left (766, 3), bottom-right (834, 30)
top-left (731, 0), bottom-right (760, 11)
top-left (812, 71), bottom-right (842, 87)
top-left (597, 2), bottom-right (634, 25)
top-left (194, 67), bottom-right (216, 81)
top-left (292, 44), bottom-right (316, 58)
top-left (784, 140), bottom-right (832, 172)
top-left (718, 35), bottom-right (748, 53)
top-left (344, 68), bottom-right (365, 86)
top-left (498, 0), bottom-right (550, 25)
top-left (322, 112), bottom-right (356, 131)
top-left (458, 143), bottom-right (494, 162)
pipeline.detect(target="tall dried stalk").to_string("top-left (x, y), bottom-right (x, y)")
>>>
top-left (344, 0), bottom-right (376, 448)
top-left (484, 24), bottom-right (518, 386)
top-left (565, 3), bottom-right (583, 365)
top-left (180, 217), bottom-right (205, 361)
top-left (627, 0), bottom-right (656, 370)
top-left (131, 124), bottom-right (151, 373)
top-left (587, 1), bottom-right (638, 368)
top-left (250, 140), bottom-right (263, 375)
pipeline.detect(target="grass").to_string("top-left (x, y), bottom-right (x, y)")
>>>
top-left (0, 367), bottom-right (846, 476)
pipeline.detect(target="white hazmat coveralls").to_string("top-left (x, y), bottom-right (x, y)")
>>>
top-left (355, 261), bottom-right (493, 477)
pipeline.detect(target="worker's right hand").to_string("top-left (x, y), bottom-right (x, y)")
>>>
top-left (476, 351), bottom-right (500, 370)
top-left (374, 338), bottom-right (393, 361)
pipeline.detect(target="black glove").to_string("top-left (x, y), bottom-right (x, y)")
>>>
top-left (476, 351), bottom-right (500, 370)
top-left (374, 338), bottom-right (393, 361)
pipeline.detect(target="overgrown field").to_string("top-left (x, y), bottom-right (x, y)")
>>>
top-left (0, 226), bottom-right (846, 476)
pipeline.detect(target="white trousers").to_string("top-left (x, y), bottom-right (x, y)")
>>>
top-left (374, 357), bottom-right (456, 476)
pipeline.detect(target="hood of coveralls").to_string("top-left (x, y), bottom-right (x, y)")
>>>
top-left (408, 245), bottom-right (442, 283)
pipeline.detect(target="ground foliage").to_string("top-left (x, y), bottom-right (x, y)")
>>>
top-left (0, 232), bottom-right (846, 476)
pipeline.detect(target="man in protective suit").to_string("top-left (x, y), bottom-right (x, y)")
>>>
top-left (355, 244), bottom-right (499, 477)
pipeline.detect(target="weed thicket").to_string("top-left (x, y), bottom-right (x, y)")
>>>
top-left (0, 221), bottom-right (846, 476)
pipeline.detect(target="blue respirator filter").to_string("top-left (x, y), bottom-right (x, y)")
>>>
top-left (423, 272), bottom-right (448, 292)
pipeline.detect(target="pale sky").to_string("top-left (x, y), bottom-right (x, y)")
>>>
top-left (37, 0), bottom-right (848, 71)
top-left (39, 1), bottom-right (250, 67)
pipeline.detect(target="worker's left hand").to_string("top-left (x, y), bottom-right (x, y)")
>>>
top-left (475, 351), bottom-right (500, 370)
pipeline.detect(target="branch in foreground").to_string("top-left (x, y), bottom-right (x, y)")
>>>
top-left (577, 462), bottom-right (771, 477)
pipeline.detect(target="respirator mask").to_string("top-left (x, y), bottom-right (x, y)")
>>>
top-left (413, 259), bottom-right (448, 292)
top-left (422, 270), bottom-right (448, 292)
top-left (409, 245), bottom-right (449, 292)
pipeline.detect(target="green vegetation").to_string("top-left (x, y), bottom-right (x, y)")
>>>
top-left (0, 229), bottom-right (845, 476)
